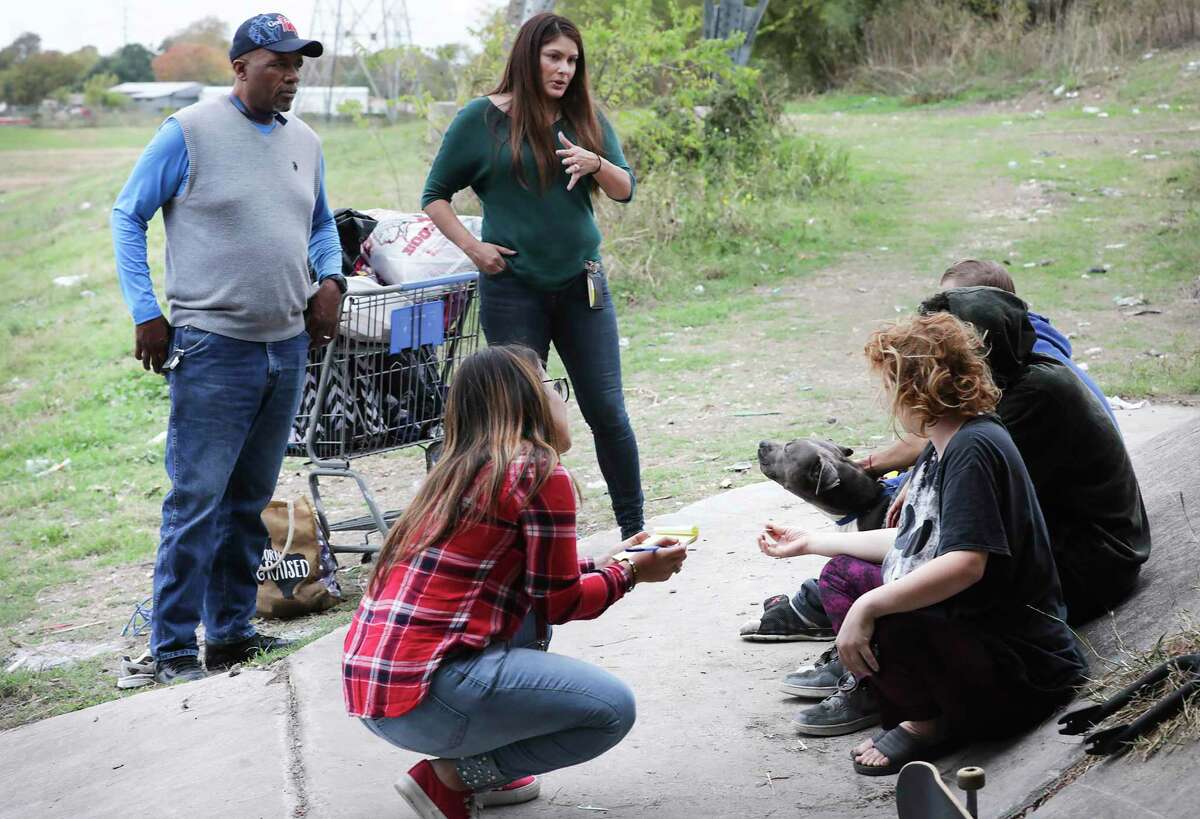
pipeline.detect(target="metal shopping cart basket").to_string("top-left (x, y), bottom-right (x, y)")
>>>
top-left (287, 272), bottom-right (480, 555)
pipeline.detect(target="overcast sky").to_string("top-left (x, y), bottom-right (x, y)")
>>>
top-left (5, 1), bottom-right (502, 55)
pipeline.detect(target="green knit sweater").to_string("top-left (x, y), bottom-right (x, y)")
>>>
top-left (421, 97), bottom-right (635, 290)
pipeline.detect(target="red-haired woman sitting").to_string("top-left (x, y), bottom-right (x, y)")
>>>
top-left (758, 313), bottom-right (1086, 775)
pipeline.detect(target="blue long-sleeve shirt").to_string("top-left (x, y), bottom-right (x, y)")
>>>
top-left (112, 98), bottom-right (341, 325)
top-left (1028, 311), bottom-right (1118, 426)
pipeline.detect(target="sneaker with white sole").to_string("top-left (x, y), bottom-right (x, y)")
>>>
top-left (477, 775), bottom-right (540, 807)
top-left (395, 760), bottom-right (478, 819)
top-left (739, 594), bottom-right (834, 642)
top-left (781, 646), bottom-right (845, 698)
top-left (792, 674), bottom-right (881, 737)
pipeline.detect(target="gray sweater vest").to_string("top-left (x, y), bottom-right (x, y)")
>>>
top-left (164, 96), bottom-right (321, 342)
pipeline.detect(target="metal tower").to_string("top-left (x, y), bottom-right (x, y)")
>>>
top-left (305, 0), bottom-right (413, 118)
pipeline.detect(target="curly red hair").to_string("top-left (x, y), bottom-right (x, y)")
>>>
top-left (864, 312), bottom-right (1000, 434)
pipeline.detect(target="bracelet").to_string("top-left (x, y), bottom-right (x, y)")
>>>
top-left (617, 557), bottom-right (637, 589)
top-left (591, 153), bottom-right (602, 174)
top-left (866, 454), bottom-right (874, 473)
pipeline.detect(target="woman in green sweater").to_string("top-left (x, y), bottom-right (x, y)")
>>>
top-left (422, 12), bottom-right (644, 538)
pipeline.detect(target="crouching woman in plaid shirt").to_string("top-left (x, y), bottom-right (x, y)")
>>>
top-left (343, 345), bottom-right (687, 819)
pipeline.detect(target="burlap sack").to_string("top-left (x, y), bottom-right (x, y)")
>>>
top-left (256, 497), bottom-right (342, 619)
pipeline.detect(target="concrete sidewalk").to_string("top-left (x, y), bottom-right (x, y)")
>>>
top-left (2, 404), bottom-right (1197, 818)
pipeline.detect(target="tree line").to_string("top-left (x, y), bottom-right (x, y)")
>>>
top-left (0, 15), bottom-right (465, 109)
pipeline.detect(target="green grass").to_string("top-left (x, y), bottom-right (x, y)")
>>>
top-left (1, 52), bottom-right (1198, 727)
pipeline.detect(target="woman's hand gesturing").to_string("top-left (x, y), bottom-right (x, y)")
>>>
top-left (757, 522), bottom-right (813, 559)
top-left (556, 132), bottom-right (601, 191)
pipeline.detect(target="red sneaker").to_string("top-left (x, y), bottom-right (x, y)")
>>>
top-left (394, 760), bottom-right (478, 819)
top-left (477, 775), bottom-right (541, 807)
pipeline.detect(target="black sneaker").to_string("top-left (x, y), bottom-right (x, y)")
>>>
top-left (792, 674), bottom-right (881, 736)
top-left (205, 633), bottom-right (295, 670)
top-left (782, 646), bottom-right (845, 698)
top-left (739, 594), bottom-right (835, 642)
top-left (154, 656), bottom-right (208, 685)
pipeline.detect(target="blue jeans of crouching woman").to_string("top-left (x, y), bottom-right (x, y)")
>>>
top-left (150, 325), bottom-right (309, 661)
top-left (362, 615), bottom-right (637, 790)
top-left (478, 267), bottom-right (644, 538)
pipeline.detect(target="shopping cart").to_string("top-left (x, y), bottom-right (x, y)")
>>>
top-left (288, 272), bottom-right (480, 555)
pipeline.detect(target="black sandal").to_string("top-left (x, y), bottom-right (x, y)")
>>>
top-left (849, 730), bottom-right (888, 761)
top-left (852, 726), bottom-right (956, 777)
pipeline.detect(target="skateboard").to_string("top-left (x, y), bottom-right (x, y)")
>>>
top-left (896, 762), bottom-right (985, 819)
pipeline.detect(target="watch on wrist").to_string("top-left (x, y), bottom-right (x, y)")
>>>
top-left (322, 274), bottom-right (348, 294)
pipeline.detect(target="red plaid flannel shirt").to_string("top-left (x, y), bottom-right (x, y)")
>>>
top-left (342, 459), bottom-right (632, 718)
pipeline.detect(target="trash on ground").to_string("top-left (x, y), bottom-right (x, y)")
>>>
top-left (5, 640), bottom-right (124, 673)
top-left (53, 274), bottom-right (87, 288)
top-left (1114, 295), bottom-right (1147, 307)
top-left (30, 458), bottom-right (70, 478)
top-left (117, 650), bottom-right (156, 689)
top-left (1109, 397), bottom-right (1148, 411)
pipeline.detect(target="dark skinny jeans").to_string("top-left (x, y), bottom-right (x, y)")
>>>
top-left (478, 268), bottom-right (644, 538)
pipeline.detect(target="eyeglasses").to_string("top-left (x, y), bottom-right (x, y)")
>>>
top-left (543, 377), bottom-right (570, 402)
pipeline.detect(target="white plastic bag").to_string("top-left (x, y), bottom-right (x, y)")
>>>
top-left (363, 210), bottom-right (483, 286)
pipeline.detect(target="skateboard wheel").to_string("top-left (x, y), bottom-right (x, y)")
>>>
top-left (956, 767), bottom-right (985, 790)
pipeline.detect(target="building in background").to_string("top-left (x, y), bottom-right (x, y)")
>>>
top-left (108, 82), bottom-right (203, 114)
top-left (199, 86), bottom-right (377, 117)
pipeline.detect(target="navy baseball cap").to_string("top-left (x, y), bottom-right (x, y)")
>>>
top-left (230, 13), bottom-right (323, 61)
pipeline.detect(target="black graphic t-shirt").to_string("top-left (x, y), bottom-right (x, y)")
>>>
top-left (884, 416), bottom-right (1086, 691)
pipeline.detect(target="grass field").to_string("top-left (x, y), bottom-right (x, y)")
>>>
top-left (1, 47), bottom-right (1198, 728)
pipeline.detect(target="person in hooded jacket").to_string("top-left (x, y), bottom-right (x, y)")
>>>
top-left (916, 286), bottom-right (1150, 619)
top-left (935, 259), bottom-right (1116, 427)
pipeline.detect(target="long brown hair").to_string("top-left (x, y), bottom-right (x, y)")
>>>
top-left (864, 313), bottom-right (1001, 436)
top-left (490, 12), bottom-right (604, 191)
top-left (369, 345), bottom-right (564, 594)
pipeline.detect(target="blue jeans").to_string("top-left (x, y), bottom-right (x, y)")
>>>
top-left (479, 268), bottom-right (644, 537)
top-left (150, 325), bottom-right (309, 660)
top-left (362, 615), bottom-right (637, 790)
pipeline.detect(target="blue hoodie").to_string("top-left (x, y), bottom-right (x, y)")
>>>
top-left (1028, 311), bottom-right (1118, 426)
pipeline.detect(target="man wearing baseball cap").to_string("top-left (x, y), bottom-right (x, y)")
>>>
top-left (111, 13), bottom-right (347, 685)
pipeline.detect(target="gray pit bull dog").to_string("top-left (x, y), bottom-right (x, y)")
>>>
top-left (739, 438), bottom-right (891, 643)
top-left (756, 438), bottom-right (888, 531)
